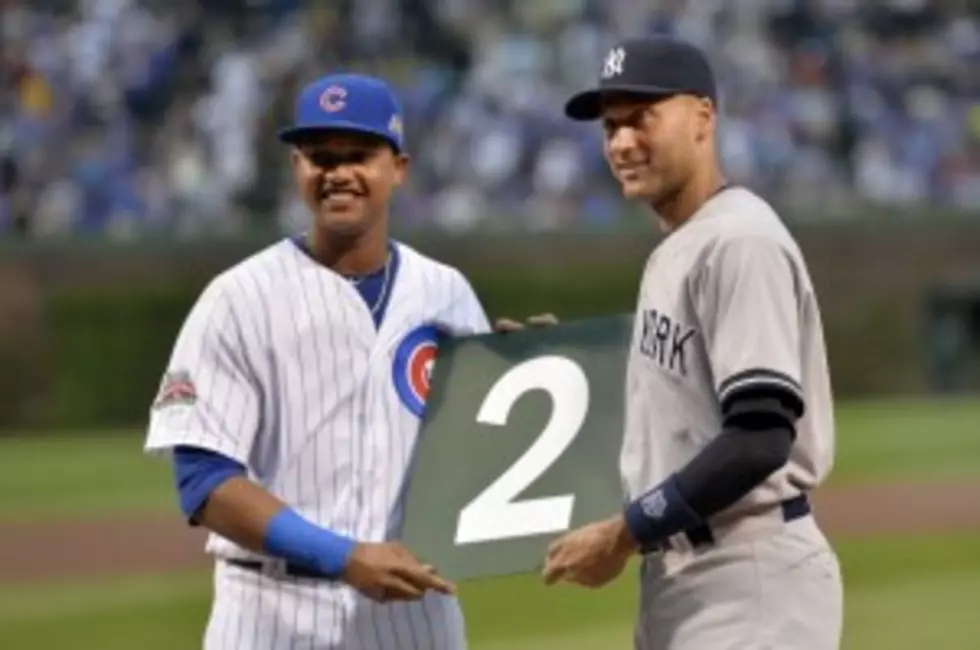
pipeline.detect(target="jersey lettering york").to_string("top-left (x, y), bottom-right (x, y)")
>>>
top-left (638, 308), bottom-right (696, 377)
top-left (143, 238), bottom-right (490, 650)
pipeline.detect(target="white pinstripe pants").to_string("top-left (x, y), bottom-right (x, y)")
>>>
top-left (203, 561), bottom-right (468, 650)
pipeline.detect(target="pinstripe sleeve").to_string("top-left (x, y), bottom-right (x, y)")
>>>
top-left (694, 235), bottom-right (805, 417)
top-left (447, 270), bottom-right (491, 335)
top-left (144, 278), bottom-right (261, 464)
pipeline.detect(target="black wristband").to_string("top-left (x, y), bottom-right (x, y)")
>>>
top-left (623, 473), bottom-right (702, 552)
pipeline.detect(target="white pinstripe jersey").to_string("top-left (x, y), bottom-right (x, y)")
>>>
top-left (620, 187), bottom-right (835, 521)
top-left (144, 238), bottom-right (489, 650)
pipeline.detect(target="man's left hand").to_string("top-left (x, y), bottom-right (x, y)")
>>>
top-left (541, 515), bottom-right (637, 588)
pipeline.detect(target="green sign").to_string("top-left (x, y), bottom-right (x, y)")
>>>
top-left (401, 314), bottom-right (634, 582)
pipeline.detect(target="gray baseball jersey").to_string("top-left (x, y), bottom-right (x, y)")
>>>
top-left (621, 186), bottom-right (843, 650)
top-left (620, 185), bottom-right (835, 519)
top-left (144, 239), bottom-right (489, 650)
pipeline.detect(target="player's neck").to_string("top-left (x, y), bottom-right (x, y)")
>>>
top-left (306, 223), bottom-right (390, 275)
top-left (652, 164), bottom-right (726, 232)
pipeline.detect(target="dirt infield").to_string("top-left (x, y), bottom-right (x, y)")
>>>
top-left (1, 479), bottom-right (979, 583)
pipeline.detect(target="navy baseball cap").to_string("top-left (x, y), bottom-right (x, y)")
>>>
top-left (564, 36), bottom-right (717, 121)
top-left (277, 73), bottom-right (405, 152)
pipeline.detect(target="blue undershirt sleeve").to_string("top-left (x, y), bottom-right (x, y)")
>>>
top-left (172, 445), bottom-right (247, 524)
top-left (171, 445), bottom-right (357, 577)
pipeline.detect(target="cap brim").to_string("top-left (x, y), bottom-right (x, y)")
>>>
top-left (277, 122), bottom-right (402, 152)
top-left (563, 84), bottom-right (683, 121)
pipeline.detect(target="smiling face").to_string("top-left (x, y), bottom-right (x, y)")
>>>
top-left (290, 130), bottom-right (408, 238)
top-left (600, 92), bottom-right (714, 206)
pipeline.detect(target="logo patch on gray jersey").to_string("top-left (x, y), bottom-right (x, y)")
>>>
top-left (640, 488), bottom-right (668, 519)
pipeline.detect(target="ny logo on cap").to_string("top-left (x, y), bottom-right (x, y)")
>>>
top-left (602, 47), bottom-right (626, 79)
top-left (319, 85), bottom-right (347, 112)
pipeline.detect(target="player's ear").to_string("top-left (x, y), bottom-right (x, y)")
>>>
top-left (392, 152), bottom-right (410, 187)
top-left (695, 98), bottom-right (715, 143)
top-left (289, 148), bottom-right (308, 193)
top-left (290, 148), bottom-right (306, 179)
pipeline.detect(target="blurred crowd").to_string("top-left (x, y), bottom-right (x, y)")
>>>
top-left (1, 0), bottom-right (979, 239)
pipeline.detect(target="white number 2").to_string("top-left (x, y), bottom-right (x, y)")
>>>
top-left (454, 356), bottom-right (589, 545)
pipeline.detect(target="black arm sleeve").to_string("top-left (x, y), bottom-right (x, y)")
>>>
top-left (674, 389), bottom-right (799, 520)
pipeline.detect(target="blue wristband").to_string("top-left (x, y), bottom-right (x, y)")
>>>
top-left (623, 474), bottom-right (702, 551)
top-left (263, 508), bottom-right (357, 578)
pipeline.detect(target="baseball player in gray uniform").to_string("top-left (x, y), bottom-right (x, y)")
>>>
top-left (541, 37), bottom-right (844, 649)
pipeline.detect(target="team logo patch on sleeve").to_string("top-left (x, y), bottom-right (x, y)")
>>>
top-left (153, 370), bottom-right (198, 410)
top-left (392, 324), bottom-right (449, 418)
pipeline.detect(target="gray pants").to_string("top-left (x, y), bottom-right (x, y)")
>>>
top-left (635, 513), bottom-right (843, 650)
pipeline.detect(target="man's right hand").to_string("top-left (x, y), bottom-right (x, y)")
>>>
top-left (342, 542), bottom-right (456, 603)
top-left (494, 313), bottom-right (559, 332)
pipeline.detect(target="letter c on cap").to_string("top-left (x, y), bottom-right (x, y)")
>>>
top-left (319, 86), bottom-right (347, 112)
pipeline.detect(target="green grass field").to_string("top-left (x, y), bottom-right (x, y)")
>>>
top-left (1, 397), bottom-right (978, 522)
top-left (1, 397), bottom-right (979, 649)
top-left (1, 534), bottom-right (979, 650)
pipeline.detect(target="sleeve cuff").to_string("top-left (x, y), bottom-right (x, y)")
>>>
top-left (144, 427), bottom-right (249, 466)
top-left (717, 368), bottom-right (804, 417)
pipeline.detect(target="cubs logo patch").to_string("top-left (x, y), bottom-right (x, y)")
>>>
top-left (392, 324), bottom-right (448, 418)
top-left (153, 370), bottom-right (197, 410)
top-left (319, 85), bottom-right (347, 112)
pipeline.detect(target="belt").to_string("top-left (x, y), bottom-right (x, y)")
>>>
top-left (224, 558), bottom-right (338, 581)
top-left (654, 495), bottom-right (811, 553)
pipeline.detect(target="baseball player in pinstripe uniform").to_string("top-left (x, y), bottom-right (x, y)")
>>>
top-left (144, 73), bottom-right (497, 650)
top-left (542, 37), bottom-right (844, 649)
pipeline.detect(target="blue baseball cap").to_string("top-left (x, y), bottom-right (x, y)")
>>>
top-left (277, 73), bottom-right (405, 152)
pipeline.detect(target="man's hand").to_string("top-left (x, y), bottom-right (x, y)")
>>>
top-left (343, 542), bottom-right (456, 603)
top-left (541, 515), bottom-right (637, 589)
top-left (494, 313), bottom-right (559, 332)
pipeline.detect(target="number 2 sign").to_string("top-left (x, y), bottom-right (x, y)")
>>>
top-left (400, 315), bottom-right (632, 581)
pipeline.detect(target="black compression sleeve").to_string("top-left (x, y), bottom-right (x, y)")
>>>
top-left (673, 390), bottom-right (799, 520)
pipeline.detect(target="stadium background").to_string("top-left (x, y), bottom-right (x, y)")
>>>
top-left (1, 0), bottom-right (979, 648)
